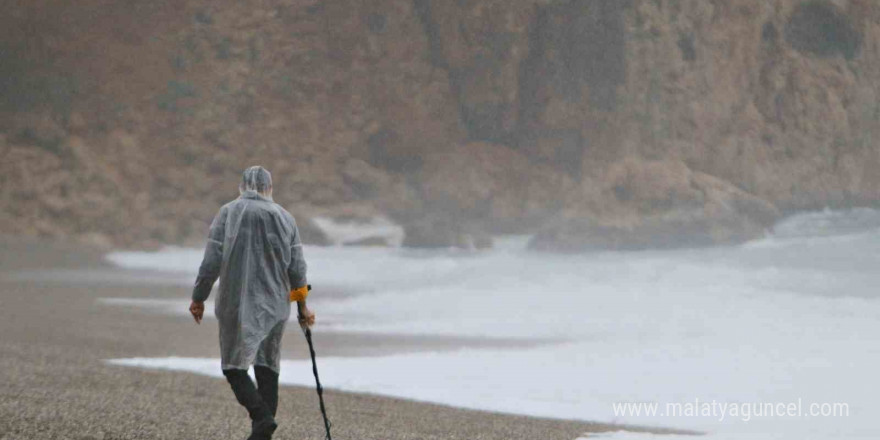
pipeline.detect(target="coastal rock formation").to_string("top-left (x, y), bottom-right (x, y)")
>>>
top-left (418, 142), bottom-right (575, 231)
top-left (2, 0), bottom-right (880, 250)
top-left (530, 158), bottom-right (781, 251)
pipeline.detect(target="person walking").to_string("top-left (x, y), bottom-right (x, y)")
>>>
top-left (188, 165), bottom-right (315, 440)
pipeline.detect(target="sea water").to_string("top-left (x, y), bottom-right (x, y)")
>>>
top-left (106, 209), bottom-right (880, 439)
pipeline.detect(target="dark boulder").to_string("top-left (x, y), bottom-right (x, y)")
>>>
top-left (530, 158), bottom-right (781, 252)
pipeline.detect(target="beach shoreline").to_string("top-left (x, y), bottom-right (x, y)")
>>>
top-left (0, 236), bottom-right (685, 439)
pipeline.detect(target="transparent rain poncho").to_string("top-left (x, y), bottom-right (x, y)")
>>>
top-left (193, 166), bottom-right (308, 372)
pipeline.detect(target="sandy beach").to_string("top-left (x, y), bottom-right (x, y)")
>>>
top-left (0, 237), bottom-right (655, 440)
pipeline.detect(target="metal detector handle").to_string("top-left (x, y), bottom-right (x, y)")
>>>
top-left (296, 284), bottom-right (312, 319)
top-left (300, 287), bottom-right (333, 440)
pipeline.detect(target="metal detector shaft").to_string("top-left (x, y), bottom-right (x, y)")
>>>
top-left (304, 327), bottom-right (332, 440)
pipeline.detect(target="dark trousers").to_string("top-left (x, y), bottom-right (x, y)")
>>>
top-left (223, 366), bottom-right (280, 438)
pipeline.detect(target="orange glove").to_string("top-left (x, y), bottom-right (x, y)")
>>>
top-left (290, 284), bottom-right (310, 302)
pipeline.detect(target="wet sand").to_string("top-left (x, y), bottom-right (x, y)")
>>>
top-left (0, 237), bottom-right (681, 439)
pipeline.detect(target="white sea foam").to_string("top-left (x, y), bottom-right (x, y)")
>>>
top-left (311, 215), bottom-right (405, 247)
top-left (105, 210), bottom-right (880, 439)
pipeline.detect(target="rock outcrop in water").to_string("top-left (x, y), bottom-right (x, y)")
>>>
top-left (2, 0), bottom-right (880, 250)
top-left (530, 157), bottom-right (782, 251)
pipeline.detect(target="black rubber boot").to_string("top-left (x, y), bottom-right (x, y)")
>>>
top-left (223, 369), bottom-right (277, 440)
top-left (254, 365), bottom-right (279, 417)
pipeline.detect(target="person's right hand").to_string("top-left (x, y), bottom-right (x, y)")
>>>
top-left (298, 304), bottom-right (315, 330)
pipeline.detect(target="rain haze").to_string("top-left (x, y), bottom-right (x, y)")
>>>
top-left (1, 1), bottom-right (878, 440)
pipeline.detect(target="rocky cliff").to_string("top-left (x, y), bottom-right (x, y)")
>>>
top-left (2, 0), bottom-right (880, 250)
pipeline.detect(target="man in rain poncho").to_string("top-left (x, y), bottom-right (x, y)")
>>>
top-left (188, 166), bottom-right (314, 440)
